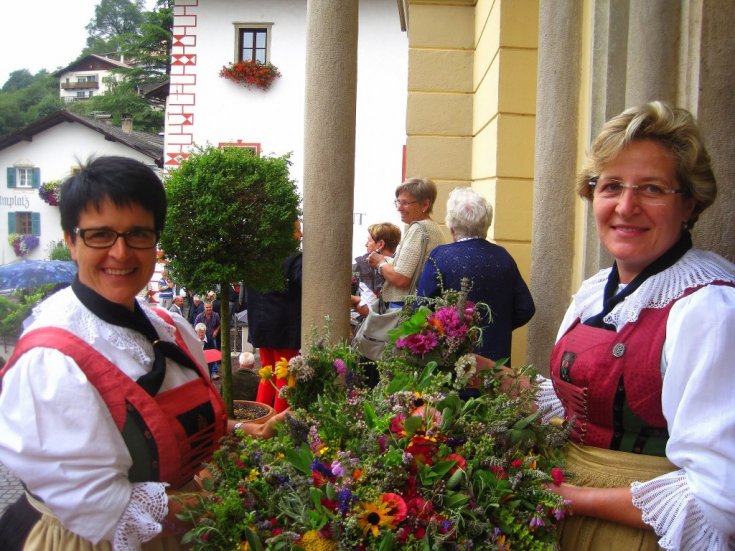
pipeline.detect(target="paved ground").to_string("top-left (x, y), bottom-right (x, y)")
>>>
top-left (0, 461), bottom-right (23, 515)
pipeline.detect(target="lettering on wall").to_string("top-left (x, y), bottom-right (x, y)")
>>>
top-left (0, 195), bottom-right (31, 209)
top-left (353, 212), bottom-right (366, 225)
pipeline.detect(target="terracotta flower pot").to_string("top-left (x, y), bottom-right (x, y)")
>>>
top-left (233, 400), bottom-right (275, 425)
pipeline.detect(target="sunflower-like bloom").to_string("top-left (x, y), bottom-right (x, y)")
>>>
top-left (258, 364), bottom-right (273, 381)
top-left (357, 498), bottom-right (396, 537)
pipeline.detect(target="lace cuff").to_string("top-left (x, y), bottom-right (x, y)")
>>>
top-left (112, 482), bottom-right (169, 551)
top-left (631, 470), bottom-right (727, 551)
top-left (535, 375), bottom-right (564, 424)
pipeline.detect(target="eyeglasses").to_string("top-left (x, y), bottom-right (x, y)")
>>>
top-left (74, 227), bottom-right (160, 249)
top-left (588, 178), bottom-right (687, 204)
top-left (394, 200), bottom-right (418, 208)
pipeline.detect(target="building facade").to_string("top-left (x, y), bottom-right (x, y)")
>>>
top-left (54, 54), bottom-right (131, 103)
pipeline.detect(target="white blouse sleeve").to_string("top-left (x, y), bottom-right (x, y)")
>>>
top-left (0, 347), bottom-right (168, 545)
top-left (631, 285), bottom-right (735, 549)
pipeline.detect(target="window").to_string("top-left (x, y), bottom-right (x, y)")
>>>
top-left (76, 91), bottom-right (93, 99)
top-left (235, 24), bottom-right (272, 63)
top-left (6, 167), bottom-right (40, 189)
top-left (218, 141), bottom-right (261, 156)
top-left (8, 212), bottom-right (40, 236)
top-left (77, 75), bottom-right (97, 83)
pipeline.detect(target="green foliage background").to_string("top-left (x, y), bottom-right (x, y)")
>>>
top-left (160, 146), bottom-right (301, 293)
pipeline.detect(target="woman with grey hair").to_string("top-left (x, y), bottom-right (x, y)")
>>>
top-left (368, 177), bottom-right (445, 307)
top-left (416, 187), bottom-right (534, 363)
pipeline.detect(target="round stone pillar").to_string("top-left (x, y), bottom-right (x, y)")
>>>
top-left (527, 0), bottom-right (583, 373)
top-left (301, 0), bottom-right (359, 343)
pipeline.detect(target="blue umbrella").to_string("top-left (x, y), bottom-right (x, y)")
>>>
top-left (0, 259), bottom-right (77, 290)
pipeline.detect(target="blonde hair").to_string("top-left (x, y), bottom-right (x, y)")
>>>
top-left (577, 101), bottom-right (716, 228)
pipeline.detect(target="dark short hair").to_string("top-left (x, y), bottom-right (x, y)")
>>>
top-left (60, 156), bottom-right (166, 238)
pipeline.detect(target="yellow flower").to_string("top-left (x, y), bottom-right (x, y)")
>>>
top-left (258, 365), bottom-right (273, 381)
top-left (239, 542), bottom-right (250, 551)
top-left (300, 530), bottom-right (337, 551)
top-left (247, 468), bottom-right (259, 482)
top-left (357, 499), bottom-right (395, 537)
top-left (275, 357), bottom-right (290, 379)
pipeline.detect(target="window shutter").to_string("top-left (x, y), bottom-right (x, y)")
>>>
top-left (32, 168), bottom-right (41, 189)
top-left (7, 167), bottom-right (16, 188)
top-left (8, 212), bottom-right (16, 234)
top-left (31, 213), bottom-right (41, 236)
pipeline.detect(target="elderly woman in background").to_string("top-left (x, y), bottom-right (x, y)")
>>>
top-left (351, 222), bottom-right (401, 317)
top-left (416, 187), bottom-right (535, 364)
top-left (0, 157), bottom-right (281, 550)
top-left (368, 178), bottom-right (445, 307)
top-left (480, 101), bottom-right (735, 550)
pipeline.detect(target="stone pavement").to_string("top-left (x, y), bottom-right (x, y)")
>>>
top-left (0, 461), bottom-right (23, 515)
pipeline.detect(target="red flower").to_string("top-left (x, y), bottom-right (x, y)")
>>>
top-left (551, 467), bottom-right (565, 486)
top-left (511, 459), bottom-right (524, 469)
top-left (489, 465), bottom-right (507, 480)
top-left (445, 453), bottom-right (466, 474)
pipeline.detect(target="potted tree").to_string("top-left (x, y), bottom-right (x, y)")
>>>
top-left (159, 145), bottom-right (300, 416)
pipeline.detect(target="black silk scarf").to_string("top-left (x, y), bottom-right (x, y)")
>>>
top-left (72, 277), bottom-right (201, 396)
top-left (584, 231), bottom-right (693, 330)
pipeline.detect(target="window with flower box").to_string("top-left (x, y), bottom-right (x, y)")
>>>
top-left (6, 166), bottom-right (40, 189)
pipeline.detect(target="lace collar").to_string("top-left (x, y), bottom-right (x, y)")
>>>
top-left (570, 249), bottom-right (735, 330)
top-left (27, 287), bottom-right (178, 366)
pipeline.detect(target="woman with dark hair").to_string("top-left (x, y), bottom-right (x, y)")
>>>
top-left (0, 156), bottom-right (282, 550)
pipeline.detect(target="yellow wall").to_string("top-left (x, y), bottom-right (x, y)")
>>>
top-left (406, 0), bottom-right (539, 363)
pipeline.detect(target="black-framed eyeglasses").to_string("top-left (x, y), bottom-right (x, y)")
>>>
top-left (394, 199), bottom-right (418, 208)
top-left (74, 227), bottom-right (160, 249)
top-left (588, 177), bottom-right (687, 203)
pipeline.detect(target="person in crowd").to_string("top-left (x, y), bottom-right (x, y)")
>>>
top-left (194, 301), bottom-right (221, 380)
top-left (188, 294), bottom-right (203, 326)
top-left (229, 351), bottom-right (260, 402)
top-left (350, 222), bottom-right (401, 318)
top-left (248, 219), bottom-right (303, 413)
top-left (416, 187), bottom-right (535, 364)
top-left (478, 101), bottom-right (735, 550)
top-left (0, 156), bottom-right (284, 550)
top-left (368, 178), bottom-right (445, 308)
top-left (157, 270), bottom-right (174, 309)
top-left (168, 294), bottom-right (185, 317)
top-left (195, 322), bottom-right (219, 380)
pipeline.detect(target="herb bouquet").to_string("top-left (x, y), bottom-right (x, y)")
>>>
top-left (179, 288), bottom-right (570, 550)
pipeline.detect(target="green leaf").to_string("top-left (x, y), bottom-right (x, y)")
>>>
top-left (284, 444), bottom-right (313, 475)
top-left (512, 410), bottom-right (541, 430)
top-left (244, 526), bottom-right (263, 551)
top-left (403, 415), bottom-right (424, 436)
top-left (444, 492), bottom-right (470, 508)
top-left (446, 467), bottom-right (465, 489)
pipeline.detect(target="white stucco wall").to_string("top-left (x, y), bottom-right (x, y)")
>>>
top-left (0, 124), bottom-right (158, 265)
top-left (58, 69), bottom-right (118, 103)
top-left (166, 0), bottom-right (408, 258)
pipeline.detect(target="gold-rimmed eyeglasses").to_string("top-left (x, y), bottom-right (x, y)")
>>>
top-left (74, 227), bottom-right (160, 249)
top-left (394, 199), bottom-right (417, 208)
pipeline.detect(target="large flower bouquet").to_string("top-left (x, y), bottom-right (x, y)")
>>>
top-left (179, 289), bottom-right (570, 550)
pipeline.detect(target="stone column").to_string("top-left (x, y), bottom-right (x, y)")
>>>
top-left (625, 0), bottom-right (681, 105)
top-left (526, 0), bottom-right (583, 373)
top-left (692, 0), bottom-right (735, 263)
top-left (301, 0), bottom-right (359, 344)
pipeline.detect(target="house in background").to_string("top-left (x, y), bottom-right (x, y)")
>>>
top-left (54, 54), bottom-right (131, 103)
top-left (165, 0), bottom-right (408, 256)
top-left (0, 110), bottom-right (162, 265)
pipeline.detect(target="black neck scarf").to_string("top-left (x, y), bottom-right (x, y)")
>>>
top-left (584, 231), bottom-right (693, 330)
top-left (72, 277), bottom-right (201, 396)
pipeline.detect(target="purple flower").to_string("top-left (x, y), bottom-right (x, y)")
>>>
top-left (396, 332), bottom-right (439, 355)
top-left (330, 460), bottom-right (345, 477)
top-left (333, 358), bottom-right (347, 375)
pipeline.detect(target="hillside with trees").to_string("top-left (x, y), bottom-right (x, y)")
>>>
top-left (0, 0), bottom-right (172, 138)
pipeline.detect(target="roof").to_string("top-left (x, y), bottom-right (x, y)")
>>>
top-left (0, 110), bottom-right (163, 167)
top-left (53, 54), bottom-right (131, 76)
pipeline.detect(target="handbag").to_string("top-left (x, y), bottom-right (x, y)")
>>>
top-left (352, 222), bottom-right (429, 360)
top-left (351, 296), bottom-right (403, 360)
